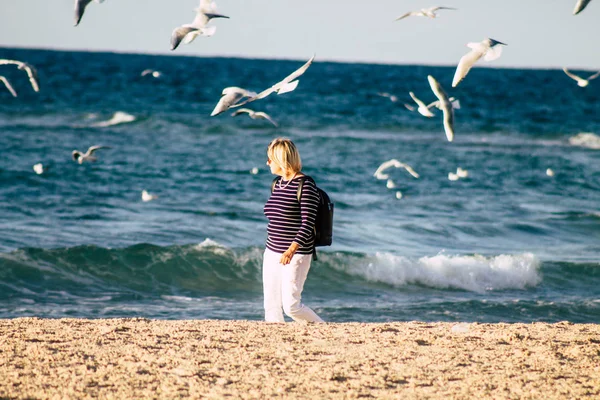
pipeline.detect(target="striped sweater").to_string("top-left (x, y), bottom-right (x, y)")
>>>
top-left (264, 176), bottom-right (319, 254)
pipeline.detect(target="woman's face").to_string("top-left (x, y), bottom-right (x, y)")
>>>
top-left (267, 155), bottom-right (283, 176)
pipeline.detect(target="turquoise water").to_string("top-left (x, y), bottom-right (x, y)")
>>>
top-left (1, 47), bottom-right (599, 322)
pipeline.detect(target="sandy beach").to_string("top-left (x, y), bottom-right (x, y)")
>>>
top-left (0, 318), bottom-right (598, 399)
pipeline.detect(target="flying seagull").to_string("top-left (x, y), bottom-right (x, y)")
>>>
top-left (210, 87), bottom-right (257, 116)
top-left (72, 145), bottom-right (111, 164)
top-left (452, 38), bottom-right (506, 87)
top-left (141, 69), bottom-right (162, 78)
top-left (141, 190), bottom-right (158, 202)
top-left (0, 59), bottom-right (40, 92)
top-left (0, 76), bottom-right (17, 97)
top-left (231, 54), bottom-right (316, 109)
top-left (409, 92), bottom-right (436, 117)
top-left (170, 0), bottom-right (229, 51)
top-left (406, 92), bottom-right (460, 117)
top-left (74, 0), bottom-right (105, 26)
top-left (395, 6), bottom-right (456, 21)
top-left (562, 68), bottom-right (600, 87)
top-left (428, 75), bottom-right (455, 142)
top-left (374, 159), bottom-right (420, 180)
top-left (377, 92), bottom-right (398, 102)
top-left (573, 0), bottom-right (593, 14)
top-left (231, 108), bottom-right (278, 127)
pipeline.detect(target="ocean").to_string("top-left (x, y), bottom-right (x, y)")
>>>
top-left (1, 47), bottom-right (599, 323)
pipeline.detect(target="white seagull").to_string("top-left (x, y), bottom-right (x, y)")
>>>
top-left (406, 92), bottom-right (460, 117)
top-left (141, 69), bottom-right (162, 78)
top-left (374, 159), bottom-right (420, 180)
top-left (72, 145), bottom-right (111, 164)
top-left (210, 87), bottom-right (257, 116)
top-left (573, 0), bottom-right (593, 14)
top-left (452, 38), bottom-right (506, 87)
top-left (428, 75), bottom-right (455, 142)
top-left (562, 68), bottom-right (600, 87)
top-left (170, 0), bottom-right (229, 51)
top-left (74, 0), bottom-right (105, 26)
top-left (231, 108), bottom-right (278, 127)
top-left (33, 163), bottom-right (48, 175)
top-left (395, 6), bottom-right (456, 21)
top-left (0, 59), bottom-right (40, 92)
top-left (231, 54), bottom-right (316, 109)
top-left (377, 92), bottom-right (398, 102)
top-left (0, 76), bottom-right (17, 97)
top-left (141, 190), bottom-right (158, 202)
top-left (409, 92), bottom-right (436, 117)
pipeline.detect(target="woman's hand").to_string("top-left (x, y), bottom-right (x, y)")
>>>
top-left (280, 242), bottom-right (299, 265)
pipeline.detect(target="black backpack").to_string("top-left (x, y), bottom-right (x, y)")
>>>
top-left (271, 175), bottom-right (334, 258)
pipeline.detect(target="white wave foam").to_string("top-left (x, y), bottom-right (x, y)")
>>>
top-left (569, 132), bottom-right (600, 149)
top-left (91, 111), bottom-right (136, 128)
top-left (343, 252), bottom-right (541, 293)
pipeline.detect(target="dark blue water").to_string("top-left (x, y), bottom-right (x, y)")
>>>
top-left (1, 47), bottom-right (599, 322)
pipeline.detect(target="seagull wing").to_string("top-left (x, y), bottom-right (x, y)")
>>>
top-left (428, 75), bottom-right (454, 142)
top-left (563, 68), bottom-right (584, 83)
top-left (231, 108), bottom-right (253, 117)
top-left (431, 6), bottom-right (457, 11)
top-left (403, 103), bottom-right (415, 111)
top-left (74, 0), bottom-right (94, 26)
top-left (0, 76), bottom-right (17, 97)
top-left (395, 11), bottom-right (416, 21)
top-left (573, 0), bottom-right (592, 15)
top-left (19, 63), bottom-right (39, 92)
top-left (452, 47), bottom-right (484, 87)
top-left (373, 159), bottom-right (402, 180)
top-left (409, 92), bottom-right (428, 109)
top-left (86, 145), bottom-right (111, 156)
top-left (402, 164), bottom-right (420, 179)
top-left (255, 112), bottom-right (279, 127)
top-left (587, 70), bottom-right (600, 80)
top-left (170, 26), bottom-right (198, 50)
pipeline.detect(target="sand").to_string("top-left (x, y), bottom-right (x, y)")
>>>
top-left (1, 318), bottom-right (599, 399)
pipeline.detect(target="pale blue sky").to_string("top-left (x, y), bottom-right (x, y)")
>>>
top-left (0, 0), bottom-right (598, 69)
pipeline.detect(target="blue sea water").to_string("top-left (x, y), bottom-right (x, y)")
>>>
top-left (1, 47), bottom-right (599, 323)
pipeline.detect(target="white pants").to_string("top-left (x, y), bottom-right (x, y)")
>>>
top-left (262, 248), bottom-right (324, 323)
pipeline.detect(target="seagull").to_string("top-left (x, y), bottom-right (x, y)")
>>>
top-left (170, 0), bottom-right (229, 51)
top-left (409, 92), bottom-right (436, 117)
top-left (231, 108), bottom-right (278, 127)
top-left (452, 38), bottom-right (506, 87)
top-left (74, 0), bottom-right (105, 26)
top-left (72, 145), bottom-right (111, 164)
top-left (395, 6), bottom-right (456, 21)
top-left (546, 168), bottom-right (555, 177)
top-left (0, 59), bottom-right (40, 92)
top-left (0, 76), bottom-right (17, 97)
top-left (374, 159), bottom-right (420, 180)
top-left (33, 163), bottom-right (48, 175)
top-left (377, 92), bottom-right (398, 102)
top-left (562, 68), bottom-right (600, 87)
top-left (386, 179), bottom-right (396, 189)
top-left (141, 190), bottom-right (158, 202)
top-left (448, 172), bottom-right (459, 181)
top-left (428, 75), bottom-right (455, 142)
top-left (573, 0), bottom-right (593, 14)
top-left (456, 167), bottom-right (468, 178)
top-left (231, 54), bottom-right (316, 109)
top-left (210, 87), bottom-right (257, 116)
top-left (141, 69), bottom-right (162, 78)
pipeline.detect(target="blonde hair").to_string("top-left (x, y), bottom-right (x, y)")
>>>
top-left (267, 137), bottom-right (302, 174)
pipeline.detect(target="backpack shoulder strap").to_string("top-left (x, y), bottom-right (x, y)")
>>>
top-left (296, 175), bottom-right (315, 203)
top-left (271, 177), bottom-right (280, 193)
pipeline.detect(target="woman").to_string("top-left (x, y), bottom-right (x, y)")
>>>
top-left (263, 137), bottom-right (324, 323)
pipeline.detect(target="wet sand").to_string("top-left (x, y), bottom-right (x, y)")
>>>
top-left (1, 318), bottom-right (599, 399)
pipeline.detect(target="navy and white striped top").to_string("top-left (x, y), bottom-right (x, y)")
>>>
top-left (264, 176), bottom-right (319, 255)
